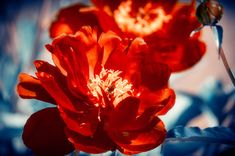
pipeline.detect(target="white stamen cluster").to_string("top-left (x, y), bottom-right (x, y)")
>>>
top-left (88, 68), bottom-right (134, 107)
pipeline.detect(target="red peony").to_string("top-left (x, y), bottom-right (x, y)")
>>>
top-left (17, 26), bottom-right (175, 155)
top-left (50, 0), bottom-right (206, 72)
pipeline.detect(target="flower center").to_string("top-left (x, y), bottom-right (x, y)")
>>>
top-left (88, 68), bottom-right (134, 108)
top-left (114, 0), bottom-right (172, 37)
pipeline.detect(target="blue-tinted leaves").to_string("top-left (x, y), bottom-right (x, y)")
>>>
top-left (171, 92), bottom-right (204, 127)
top-left (165, 126), bottom-right (235, 145)
top-left (162, 126), bottom-right (235, 156)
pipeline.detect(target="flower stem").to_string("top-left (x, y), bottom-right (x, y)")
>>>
top-left (220, 47), bottom-right (235, 86)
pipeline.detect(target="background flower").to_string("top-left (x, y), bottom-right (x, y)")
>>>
top-left (50, 0), bottom-right (206, 72)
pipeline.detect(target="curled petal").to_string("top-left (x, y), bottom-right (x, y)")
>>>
top-left (140, 62), bottom-right (171, 91)
top-left (23, 107), bottom-right (74, 155)
top-left (139, 88), bottom-right (175, 115)
top-left (103, 36), bottom-right (148, 77)
top-left (83, 7), bottom-right (122, 35)
top-left (36, 71), bottom-right (76, 112)
top-left (49, 26), bottom-right (101, 80)
top-left (65, 124), bottom-right (116, 154)
top-left (35, 61), bottom-right (99, 136)
top-left (17, 73), bottom-right (55, 104)
top-left (105, 97), bottom-right (140, 131)
top-left (98, 31), bottom-right (122, 66)
top-left (34, 60), bottom-right (83, 101)
top-left (127, 37), bottom-right (148, 57)
top-left (59, 105), bottom-right (99, 137)
top-left (109, 117), bottom-right (166, 154)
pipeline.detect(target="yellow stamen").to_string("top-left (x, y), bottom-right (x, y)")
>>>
top-left (114, 0), bottom-right (172, 37)
top-left (88, 68), bottom-right (134, 107)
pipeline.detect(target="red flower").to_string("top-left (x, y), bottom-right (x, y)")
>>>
top-left (17, 26), bottom-right (175, 155)
top-left (49, 4), bottom-right (101, 38)
top-left (50, 0), bottom-right (206, 72)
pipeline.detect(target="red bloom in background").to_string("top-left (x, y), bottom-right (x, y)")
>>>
top-left (17, 27), bottom-right (175, 155)
top-left (49, 4), bottom-right (101, 38)
top-left (50, 0), bottom-right (206, 72)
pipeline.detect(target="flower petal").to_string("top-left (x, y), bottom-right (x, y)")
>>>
top-left (17, 73), bottom-right (55, 104)
top-left (36, 71), bottom-right (76, 112)
top-left (49, 4), bottom-right (100, 38)
top-left (110, 117), bottom-right (166, 154)
top-left (91, 8), bottom-right (125, 36)
top-left (34, 60), bottom-right (84, 102)
top-left (35, 61), bottom-right (99, 136)
top-left (139, 88), bottom-right (175, 115)
top-left (131, 0), bottom-right (177, 13)
top-left (124, 38), bottom-right (148, 87)
top-left (146, 1), bottom-right (206, 72)
top-left (58, 105), bottom-right (99, 137)
top-left (105, 97), bottom-right (140, 131)
top-left (92, 0), bottom-right (122, 11)
top-left (36, 71), bottom-right (99, 136)
top-left (47, 27), bottom-right (102, 97)
top-left (167, 0), bottom-right (198, 40)
top-left (65, 124), bottom-right (116, 154)
top-left (140, 62), bottom-right (171, 91)
top-left (23, 107), bottom-right (74, 155)
top-left (98, 31), bottom-right (122, 66)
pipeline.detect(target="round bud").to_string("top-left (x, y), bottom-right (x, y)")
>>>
top-left (196, 0), bottom-right (223, 25)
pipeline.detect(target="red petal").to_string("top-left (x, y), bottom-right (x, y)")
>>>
top-left (167, 1), bottom-right (199, 41)
top-left (17, 73), bottom-right (55, 104)
top-left (36, 68), bottom-right (99, 136)
top-left (108, 117), bottom-right (166, 154)
top-left (102, 35), bottom-right (148, 76)
top-left (65, 124), bottom-right (116, 154)
top-left (49, 26), bottom-right (100, 78)
top-left (139, 88), bottom-right (175, 115)
top-left (103, 38), bottom-right (129, 73)
top-left (45, 44), bottom-right (67, 76)
top-left (140, 62), bottom-right (171, 91)
top-left (34, 60), bottom-right (84, 101)
top-left (23, 107), bottom-right (74, 155)
top-left (47, 27), bottom-right (103, 97)
top-left (124, 38), bottom-right (148, 87)
top-left (146, 1), bottom-right (206, 72)
top-left (130, 0), bottom-right (177, 13)
top-left (92, 0), bottom-right (122, 11)
top-left (150, 38), bottom-right (206, 72)
top-left (98, 31), bottom-right (122, 65)
top-left (58, 105), bottom-right (99, 137)
top-left (76, 27), bottom-right (100, 76)
top-left (36, 71), bottom-right (76, 112)
top-left (105, 97), bottom-right (140, 131)
top-left (172, 39), bottom-right (206, 72)
top-left (49, 4), bottom-right (100, 38)
top-left (87, 8), bottom-right (122, 35)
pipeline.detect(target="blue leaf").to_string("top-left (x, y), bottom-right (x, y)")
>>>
top-left (165, 126), bottom-right (235, 145)
top-left (162, 126), bottom-right (235, 156)
top-left (171, 91), bottom-right (204, 127)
